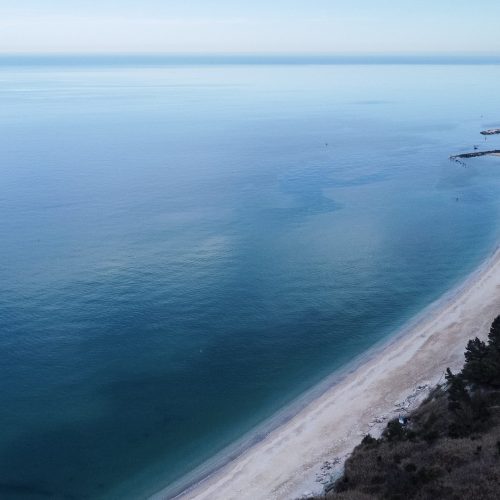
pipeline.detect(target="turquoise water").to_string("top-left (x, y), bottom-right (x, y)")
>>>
top-left (2, 61), bottom-right (500, 499)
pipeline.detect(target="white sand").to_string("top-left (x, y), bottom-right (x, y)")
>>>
top-left (154, 245), bottom-right (500, 500)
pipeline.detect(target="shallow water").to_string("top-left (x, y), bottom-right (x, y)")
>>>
top-left (1, 61), bottom-right (500, 499)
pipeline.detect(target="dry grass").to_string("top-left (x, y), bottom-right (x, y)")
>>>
top-left (314, 388), bottom-right (500, 500)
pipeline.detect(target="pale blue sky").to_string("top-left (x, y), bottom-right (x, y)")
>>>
top-left (1, 0), bottom-right (500, 54)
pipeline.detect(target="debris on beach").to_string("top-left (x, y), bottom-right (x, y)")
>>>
top-left (315, 457), bottom-right (342, 486)
top-left (393, 383), bottom-right (430, 413)
top-left (313, 382), bottom-right (434, 496)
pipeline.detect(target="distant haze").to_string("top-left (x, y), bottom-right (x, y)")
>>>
top-left (1, 0), bottom-right (500, 55)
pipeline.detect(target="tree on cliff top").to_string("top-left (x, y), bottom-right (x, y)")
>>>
top-left (461, 315), bottom-right (500, 387)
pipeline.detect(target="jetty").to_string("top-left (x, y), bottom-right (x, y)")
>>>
top-left (480, 128), bottom-right (500, 135)
top-left (450, 150), bottom-right (500, 159)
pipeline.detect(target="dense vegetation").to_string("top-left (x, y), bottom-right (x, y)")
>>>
top-left (317, 316), bottom-right (500, 500)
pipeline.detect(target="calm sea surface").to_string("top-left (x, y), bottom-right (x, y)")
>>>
top-left (2, 60), bottom-right (500, 499)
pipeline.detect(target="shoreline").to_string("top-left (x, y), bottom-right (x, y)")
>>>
top-left (151, 243), bottom-right (500, 500)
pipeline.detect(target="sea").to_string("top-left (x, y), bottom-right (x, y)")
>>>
top-left (1, 56), bottom-right (500, 499)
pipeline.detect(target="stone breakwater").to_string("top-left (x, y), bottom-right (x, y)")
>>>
top-left (449, 125), bottom-right (500, 160)
top-left (450, 150), bottom-right (500, 159)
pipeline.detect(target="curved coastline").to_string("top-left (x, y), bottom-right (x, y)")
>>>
top-left (151, 242), bottom-right (500, 500)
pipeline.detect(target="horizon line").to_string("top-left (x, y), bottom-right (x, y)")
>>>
top-left (1, 52), bottom-right (500, 66)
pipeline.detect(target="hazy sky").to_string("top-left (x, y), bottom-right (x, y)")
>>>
top-left (1, 0), bottom-right (500, 54)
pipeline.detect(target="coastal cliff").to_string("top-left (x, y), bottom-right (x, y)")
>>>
top-left (315, 317), bottom-right (500, 500)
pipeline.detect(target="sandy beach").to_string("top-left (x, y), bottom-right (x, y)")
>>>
top-left (149, 243), bottom-right (500, 500)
